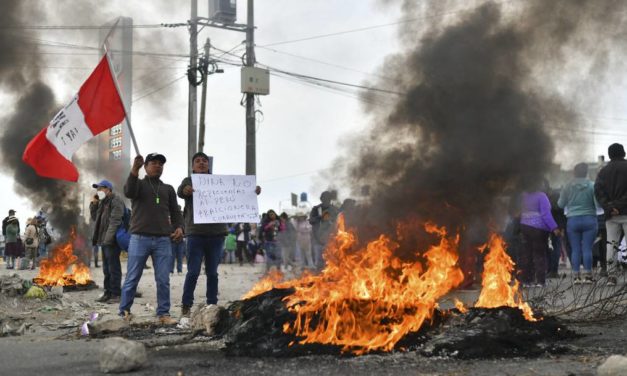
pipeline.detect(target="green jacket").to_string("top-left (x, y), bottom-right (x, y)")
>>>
top-left (5, 223), bottom-right (18, 243)
top-left (558, 178), bottom-right (599, 218)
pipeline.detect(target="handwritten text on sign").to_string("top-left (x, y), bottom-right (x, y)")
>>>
top-left (192, 174), bottom-right (259, 224)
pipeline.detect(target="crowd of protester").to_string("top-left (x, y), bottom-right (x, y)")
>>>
top-left (504, 142), bottom-right (627, 287)
top-left (3, 142), bottom-right (625, 325)
top-left (1, 209), bottom-right (52, 270)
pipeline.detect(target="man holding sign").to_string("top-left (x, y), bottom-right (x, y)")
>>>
top-left (178, 152), bottom-right (260, 316)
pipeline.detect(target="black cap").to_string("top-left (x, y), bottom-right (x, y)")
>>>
top-left (608, 143), bottom-right (626, 160)
top-left (145, 153), bottom-right (166, 164)
top-left (192, 151), bottom-right (210, 163)
top-left (8, 209), bottom-right (15, 214)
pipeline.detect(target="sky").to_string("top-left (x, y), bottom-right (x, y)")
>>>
top-left (1, 0), bottom-right (627, 228)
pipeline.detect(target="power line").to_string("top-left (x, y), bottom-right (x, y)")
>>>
top-left (0, 24), bottom-right (165, 30)
top-left (132, 74), bottom-right (186, 103)
top-left (259, 62), bottom-right (404, 96)
top-left (256, 45), bottom-right (393, 80)
top-left (258, 0), bottom-right (522, 47)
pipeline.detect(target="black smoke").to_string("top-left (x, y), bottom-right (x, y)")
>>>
top-left (0, 0), bottom-right (80, 234)
top-left (341, 0), bottom-right (627, 245)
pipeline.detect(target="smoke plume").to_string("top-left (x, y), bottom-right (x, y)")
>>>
top-left (0, 0), bottom-right (81, 234)
top-left (341, 0), bottom-right (627, 244)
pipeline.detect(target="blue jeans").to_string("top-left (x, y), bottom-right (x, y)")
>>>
top-left (101, 244), bottom-right (122, 296)
top-left (38, 243), bottom-right (47, 258)
top-left (264, 242), bottom-right (282, 271)
top-left (567, 215), bottom-right (598, 273)
top-left (120, 235), bottom-right (172, 316)
top-left (171, 240), bottom-right (185, 273)
top-left (182, 235), bottom-right (224, 306)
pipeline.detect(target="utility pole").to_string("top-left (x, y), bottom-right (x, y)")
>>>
top-left (198, 38), bottom-right (210, 153)
top-left (188, 0), bottom-right (198, 175)
top-left (245, 0), bottom-right (256, 176)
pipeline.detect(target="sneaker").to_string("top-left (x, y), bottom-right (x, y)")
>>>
top-left (607, 277), bottom-right (617, 286)
top-left (119, 310), bottom-right (133, 322)
top-left (95, 293), bottom-right (111, 303)
top-left (181, 305), bottom-right (192, 318)
top-left (583, 275), bottom-right (594, 284)
top-left (534, 283), bottom-right (545, 288)
top-left (573, 278), bottom-right (582, 285)
top-left (158, 315), bottom-right (178, 325)
top-left (106, 295), bottom-right (121, 304)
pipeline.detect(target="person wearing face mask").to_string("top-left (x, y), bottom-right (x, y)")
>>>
top-left (90, 179), bottom-right (125, 303)
top-left (119, 153), bottom-right (184, 325)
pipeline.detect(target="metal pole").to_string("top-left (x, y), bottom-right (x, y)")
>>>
top-left (245, 0), bottom-right (256, 176)
top-left (198, 38), bottom-right (210, 153)
top-left (103, 46), bottom-right (140, 155)
top-left (188, 0), bottom-right (198, 175)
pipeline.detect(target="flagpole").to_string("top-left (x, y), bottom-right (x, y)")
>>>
top-left (102, 44), bottom-right (140, 156)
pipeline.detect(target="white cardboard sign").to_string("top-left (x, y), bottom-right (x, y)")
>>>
top-left (191, 174), bottom-right (259, 224)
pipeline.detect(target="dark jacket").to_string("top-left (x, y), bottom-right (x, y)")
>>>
top-left (309, 203), bottom-right (339, 245)
top-left (124, 174), bottom-right (183, 236)
top-left (594, 159), bottom-right (627, 217)
top-left (177, 176), bottom-right (228, 237)
top-left (2, 216), bottom-right (20, 237)
top-left (90, 193), bottom-right (125, 246)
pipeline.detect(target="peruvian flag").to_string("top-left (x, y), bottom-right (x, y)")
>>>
top-left (22, 55), bottom-right (125, 182)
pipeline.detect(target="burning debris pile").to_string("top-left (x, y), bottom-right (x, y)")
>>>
top-left (215, 218), bottom-right (573, 358)
top-left (33, 229), bottom-right (97, 292)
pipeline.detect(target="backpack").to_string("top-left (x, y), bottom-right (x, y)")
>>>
top-left (41, 227), bottom-right (52, 245)
top-left (115, 205), bottom-right (131, 251)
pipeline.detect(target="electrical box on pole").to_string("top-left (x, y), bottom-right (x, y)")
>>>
top-left (241, 67), bottom-right (269, 95)
top-left (209, 0), bottom-right (237, 24)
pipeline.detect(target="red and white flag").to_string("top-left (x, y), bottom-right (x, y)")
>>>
top-left (22, 55), bottom-right (125, 181)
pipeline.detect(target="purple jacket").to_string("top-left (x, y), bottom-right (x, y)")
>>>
top-left (520, 191), bottom-right (558, 232)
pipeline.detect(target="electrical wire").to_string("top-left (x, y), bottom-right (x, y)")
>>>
top-left (132, 74), bottom-right (186, 103)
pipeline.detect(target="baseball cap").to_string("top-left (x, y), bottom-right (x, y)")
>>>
top-left (92, 179), bottom-right (113, 190)
top-left (145, 152), bottom-right (167, 164)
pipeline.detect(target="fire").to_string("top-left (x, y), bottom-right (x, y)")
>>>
top-left (248, 216), bottom-right (464, 354)
top-left (33, 228), bottom-right (92, 287)
top-left (244, 217), bottom-right (536, 354)
top-left (474, 233), bottom-right (536, 321)
top-left (242, 269), bottom-right (286, 300)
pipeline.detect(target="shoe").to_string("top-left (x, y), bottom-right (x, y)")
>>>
top-left (119, 310), bottom-right (133, 322)
top-left (582, 273), bottom-right (594, 284)
top-left (534, 283), bottom-right (545, 288)
top-left (158, 315), bottom-right (178, 325)
top-left (573, 278), bottom-right (582, 285)
top-left (106, 295), bottom-right (121, 304)
top-left (95, 293), bottom-right (111, 303)
top-left (181, 305), bottom-right (192, 318)
top-left (607, 277), bottom-right (617, 286)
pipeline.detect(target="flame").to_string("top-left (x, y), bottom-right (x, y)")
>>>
top-left (244, 217), bottom-right (536, 354)
top-left (474, 233), bottom-right (536, 321)
top-left (248, 216), bottom-right (464, 354)
top-left (241, 270), bottom-right (286, 300)
top-left (33, 227), bottom-right (92, 287)
top-left (454, 298), bottom-right (468, 313)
